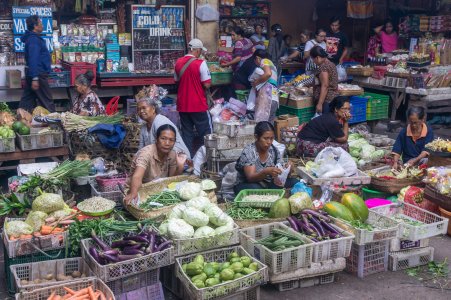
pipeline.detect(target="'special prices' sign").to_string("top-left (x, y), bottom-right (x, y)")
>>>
top-left (12, 6), bottom-right (53, 35)
top-left (14, 35), bottom-right (53, 53)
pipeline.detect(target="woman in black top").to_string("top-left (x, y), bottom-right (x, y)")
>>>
top-left (297, 96), bottom-right (351, 157)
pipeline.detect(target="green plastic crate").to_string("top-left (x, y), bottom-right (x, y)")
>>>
top-left (207, 62), bottom-right (233, 86)
top-left (4, 243), bottom-right (65, 295)
top-left (364, 92), bottom-right (389, 121)
top-left (277, 105), bottom-right (314, 123)
top-left (235, 90), bottom-right (250, 102)
top-left (234, 189), bottom-right (285, 208)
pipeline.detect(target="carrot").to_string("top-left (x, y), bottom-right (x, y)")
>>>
top-left (64, 287), bottom-right (76, 295)
top-left (62, 294), bottom-right (73, 300)
top-left (87, 287), bottom-right (95, 300)
top-left (20, 234), bottom-right (33, 239)
top-left (54, 296), bottom-right (63, 300)
top-left (47, 291), bottom-right (56, 300)
top-left (33, 232), bottom-right (42, 237)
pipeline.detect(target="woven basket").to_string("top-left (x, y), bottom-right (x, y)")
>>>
top-left (424, 184), bottom-right (451, 212)
top-left (427, 152), bottom-right (451, 168)
top-left (346, 67), bottom-right (374, 77)
top-left (125, 175), bottom-right (217, 220)
top-left (370, 176), bottom-right (424, 194)
top-left (217, 203), bottom-right (285, 228)
top-left (339, 89), bottom-right (364, 96)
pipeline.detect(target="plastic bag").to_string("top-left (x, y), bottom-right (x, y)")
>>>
top-left (193, 146), bottom-right (207, 176)
top-left (276, 163), bottom-right (291, 186)
top-left (337, 64), bottom-right (347, 82)
top-left (195, 4), bottom-right (220, 22)
top-left (272, 140), bottom-right (286, 158)
top-left (291, 180), bottom-right (313, 197)
top-left (313, 147), bottom-right (357, 178)
top-left (319, 183), bottom-right (333, 204)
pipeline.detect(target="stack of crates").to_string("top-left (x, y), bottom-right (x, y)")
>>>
top-left (370, 202), bottom-right (447, 272)
top-left (364, 92), bottom-right (390, 121)
top-left (277, 105), bottom-right (315, 123)
top-left (349, 96), bottom-right (368, 124)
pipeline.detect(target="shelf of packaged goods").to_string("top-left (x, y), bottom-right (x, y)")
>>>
top-left (133, 49), bottom-right (185, 51)
top-left (220, 15), bottom-right (269, 19)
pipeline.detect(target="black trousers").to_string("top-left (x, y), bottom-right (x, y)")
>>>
top-left (179, 111), bottom-right (213, 157)
top-left (19, 75), bottom-right (55, 113)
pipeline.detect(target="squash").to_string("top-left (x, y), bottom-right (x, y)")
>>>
top-left (323, 201), bottom-right (354, 222)
top-left (341, 193), bottom-right (369, 222)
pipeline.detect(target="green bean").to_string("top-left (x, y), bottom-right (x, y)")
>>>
top-left (225, 205), bottom-right (268, 220)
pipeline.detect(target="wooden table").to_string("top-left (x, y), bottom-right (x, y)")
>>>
top-left (0, 146), bottom-right (70, 170)
top-left (353, 81), bottom-right (406, 120)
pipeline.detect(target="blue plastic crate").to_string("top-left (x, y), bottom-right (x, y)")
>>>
top-left (349, 96), bottom-right (368, 124)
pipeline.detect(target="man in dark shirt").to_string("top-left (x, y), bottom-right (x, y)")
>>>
top-left (326, 16), bottom-right (349, 65)
top-left (233, 57), bottom-right (258, 90)
top-left (19, 15), bottom-right (54, 113)
top-left (298, 112), bottom-right (345, 143)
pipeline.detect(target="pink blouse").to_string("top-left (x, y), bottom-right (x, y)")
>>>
top-left (380, 31), bottom-right (398, 53)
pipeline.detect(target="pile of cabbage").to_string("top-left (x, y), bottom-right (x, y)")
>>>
top-left (348, 133), bottom-right (385, 167)
top-left (159, 182), bottom-right (233, 240)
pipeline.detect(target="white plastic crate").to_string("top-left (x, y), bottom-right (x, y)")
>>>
top-left (276, 273), bottom-right (336, 292)
top-left (0, 136), bottom-right (15, 152)
top-left (388, 247), bottom-right (434, 271)
top-left (213, 120), bottom-right (256, 137)
top-left (81, 230), bottom-right (174, 282)
top-left (345, 241), bottom-right (389, 278)
top-left (239, 222), bottom-right (314, 275)
top-left (16, 128), bottom-right (63, 151)
top-left (3, 218), bottom-right (68, 258)
top-left (332, 210), bottom-right (399, 245)
top-left (389, 238), bottom-right (430, 252)
top-left (175, 246), bottom-right (268, 300)
top-left (106, 269), bottom-right (160, 296)
top-left (370, 202), bottom-right (448, 241)
top-left (90, 180), bottom-right (124, 204)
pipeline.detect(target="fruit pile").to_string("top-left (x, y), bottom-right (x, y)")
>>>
top-left (0, 126), bottom-right (15, 139)
top-left (182, 252), bottom-right (259, 289)
top-left (12, 121), bottom-right (30, 135)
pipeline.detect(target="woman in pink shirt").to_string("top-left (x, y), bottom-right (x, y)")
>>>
top-left (375, 19), bottom-right (398, 53)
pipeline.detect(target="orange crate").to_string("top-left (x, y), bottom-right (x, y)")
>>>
top-left (61, 61), bottom-right (96, 86)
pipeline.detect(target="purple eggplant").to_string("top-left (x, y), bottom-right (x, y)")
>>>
top-left (124, 235), bottom-right (149, 244)
top-left (309, 237), bottom-right (319, 242)
top-left (111, 240), bottom-right (139, 248)
top-left (307, 220), bottom-right (322, 239)
top-left (117, 254), bottom-right (143, 261)
top-left (320, 220), bottom-right (340, 235)
top-left (91, 230), bottom-right (111, 251)
top-left (286, 217), bottom-right (299, 232)
top-left (122, 248), bottom-right (145, 255)
top-left (309, 216), bottom-right (326, 237)
top-left (149, 231), bottom-right (156, 253)
top-left (155, 240), bottom-right (172, 252)
top-left (300, 213), bottom-right (310, 226)
top-left (100, 252), bottom-right (120, 263)
top-left (89, 247), bottom-right (101, 264)
top-left (298, 221), bottom-right (316, 236)
top-left (303, 209), bottom-right (331, 222)
top-left (327, 232), bottom-right (341, 239)
top-left (102, 249), bottom-right (120, 256)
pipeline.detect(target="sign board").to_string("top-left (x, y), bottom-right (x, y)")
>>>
top-left (132, 6), bottom-right (184, 35)
top-left (0, 20), bottom-right (13, 33)
top-left (12, 6), bottom-right (53, 35)
top-left (14, 35), bottom-right (53, 52)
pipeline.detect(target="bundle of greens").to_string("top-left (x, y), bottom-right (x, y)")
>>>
top-left (61, 112), bottom-right (123, 132)
top-left (42, 160), bottom-right (91, 180)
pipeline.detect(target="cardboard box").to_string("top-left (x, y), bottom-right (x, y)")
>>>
top-left (274, 115), bottom-right (299, 142)
top-left (5, 70), bottom-right (22, 88)
top-left (287, 96), bottom-right (313, 109)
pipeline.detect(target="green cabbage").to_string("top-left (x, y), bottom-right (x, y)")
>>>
top-left (179, 182), bottom-right (202, 200)
top-left (193, 226), bottom-right (216, 238)
top-left (32, 192), bottom-right (65, 213)
top-left (25, 211), bottom-right (48, 232)
top-left (183, 207), bottom-right (209, 227)
top-left (5, 220), bottom-right (33, 237)
top-left (288, 192), bottom-right (313, 214)
top-left (348, 133), bottom-right (362, 141)
top-left (185, 197), bottom-right (211, 211)
top-left (361, 145), bottom-right (376, 160)
top-left (159, 220), bottom-right (169, 235)
top-left (201, 179), bottom-right (217, 191)
top-left (167, 219), bottom-right (194, 239)
top-left (204, 204), bottom-right (233, 226)
top-left (370, 150), bottom-right (385, 160)
top-left (168, 204), bottom-right (186, 219)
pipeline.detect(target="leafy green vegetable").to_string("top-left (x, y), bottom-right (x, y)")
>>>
top-left (349, 220), bottom-right (375, 231)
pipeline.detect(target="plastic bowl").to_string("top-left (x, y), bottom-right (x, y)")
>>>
top-left (78, 207), bottom-right (115, 217)
top-left (362, 187), bottom-right (389, 200)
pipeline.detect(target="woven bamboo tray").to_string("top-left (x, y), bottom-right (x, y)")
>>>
top-left (424, 184), bottom-right (451, 211)
top-left (346, 67), bottom-right (374, 77)
top-left (339, 89), bottom-right (364, 96)
top-left (370, 176), bottom-right (424, 194)
top-left (125, 175), bottom-right (217, 220)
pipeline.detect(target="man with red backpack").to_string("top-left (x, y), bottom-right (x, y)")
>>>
top-left (174, 38), bottom-right (212, 157)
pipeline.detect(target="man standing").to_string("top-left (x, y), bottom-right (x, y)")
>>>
top-left (19, 15), bottom-right (55, 113)
top-left (174, 38), bottom-right (212, 157)
top-left (326, 16), bottom-right (349, 65)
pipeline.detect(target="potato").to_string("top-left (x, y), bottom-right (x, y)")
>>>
top-left (56, 274), bottom-right (67, 281)
top-left (20, 279), bottom-right (29, 285)
top-left (44, 274), bottom-right (54, 280)
top-left (33, 279), bottom-right (42, 284)
top-left (72, 271), bottom-right (81, 278)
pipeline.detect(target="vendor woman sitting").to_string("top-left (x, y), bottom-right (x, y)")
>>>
top-left (124, 124), bottom-right (187, 205)
top-left (297, 96), bottom-right (350, 157)
top-left (392, 106), bottom-right (434, 169)
top-left (71, 71), bottom-right (105, 116)
top-left (234, 121), bottom-right (298, 194)
top-left (137, 96), bottom-right (190, 159)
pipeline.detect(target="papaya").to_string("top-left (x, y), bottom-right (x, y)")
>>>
top-left (341, 193), bottom-right (369, 222)
top-left (323, 201), bottom-right (354, 222)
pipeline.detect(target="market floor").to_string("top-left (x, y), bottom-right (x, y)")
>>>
top-left (0, 236), bottom-right (449, 300)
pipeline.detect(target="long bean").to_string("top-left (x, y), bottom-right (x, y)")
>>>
top-left (226, 205), bottom-right (268, 220)
top-left (139, 191), bottom-right (181, 211)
